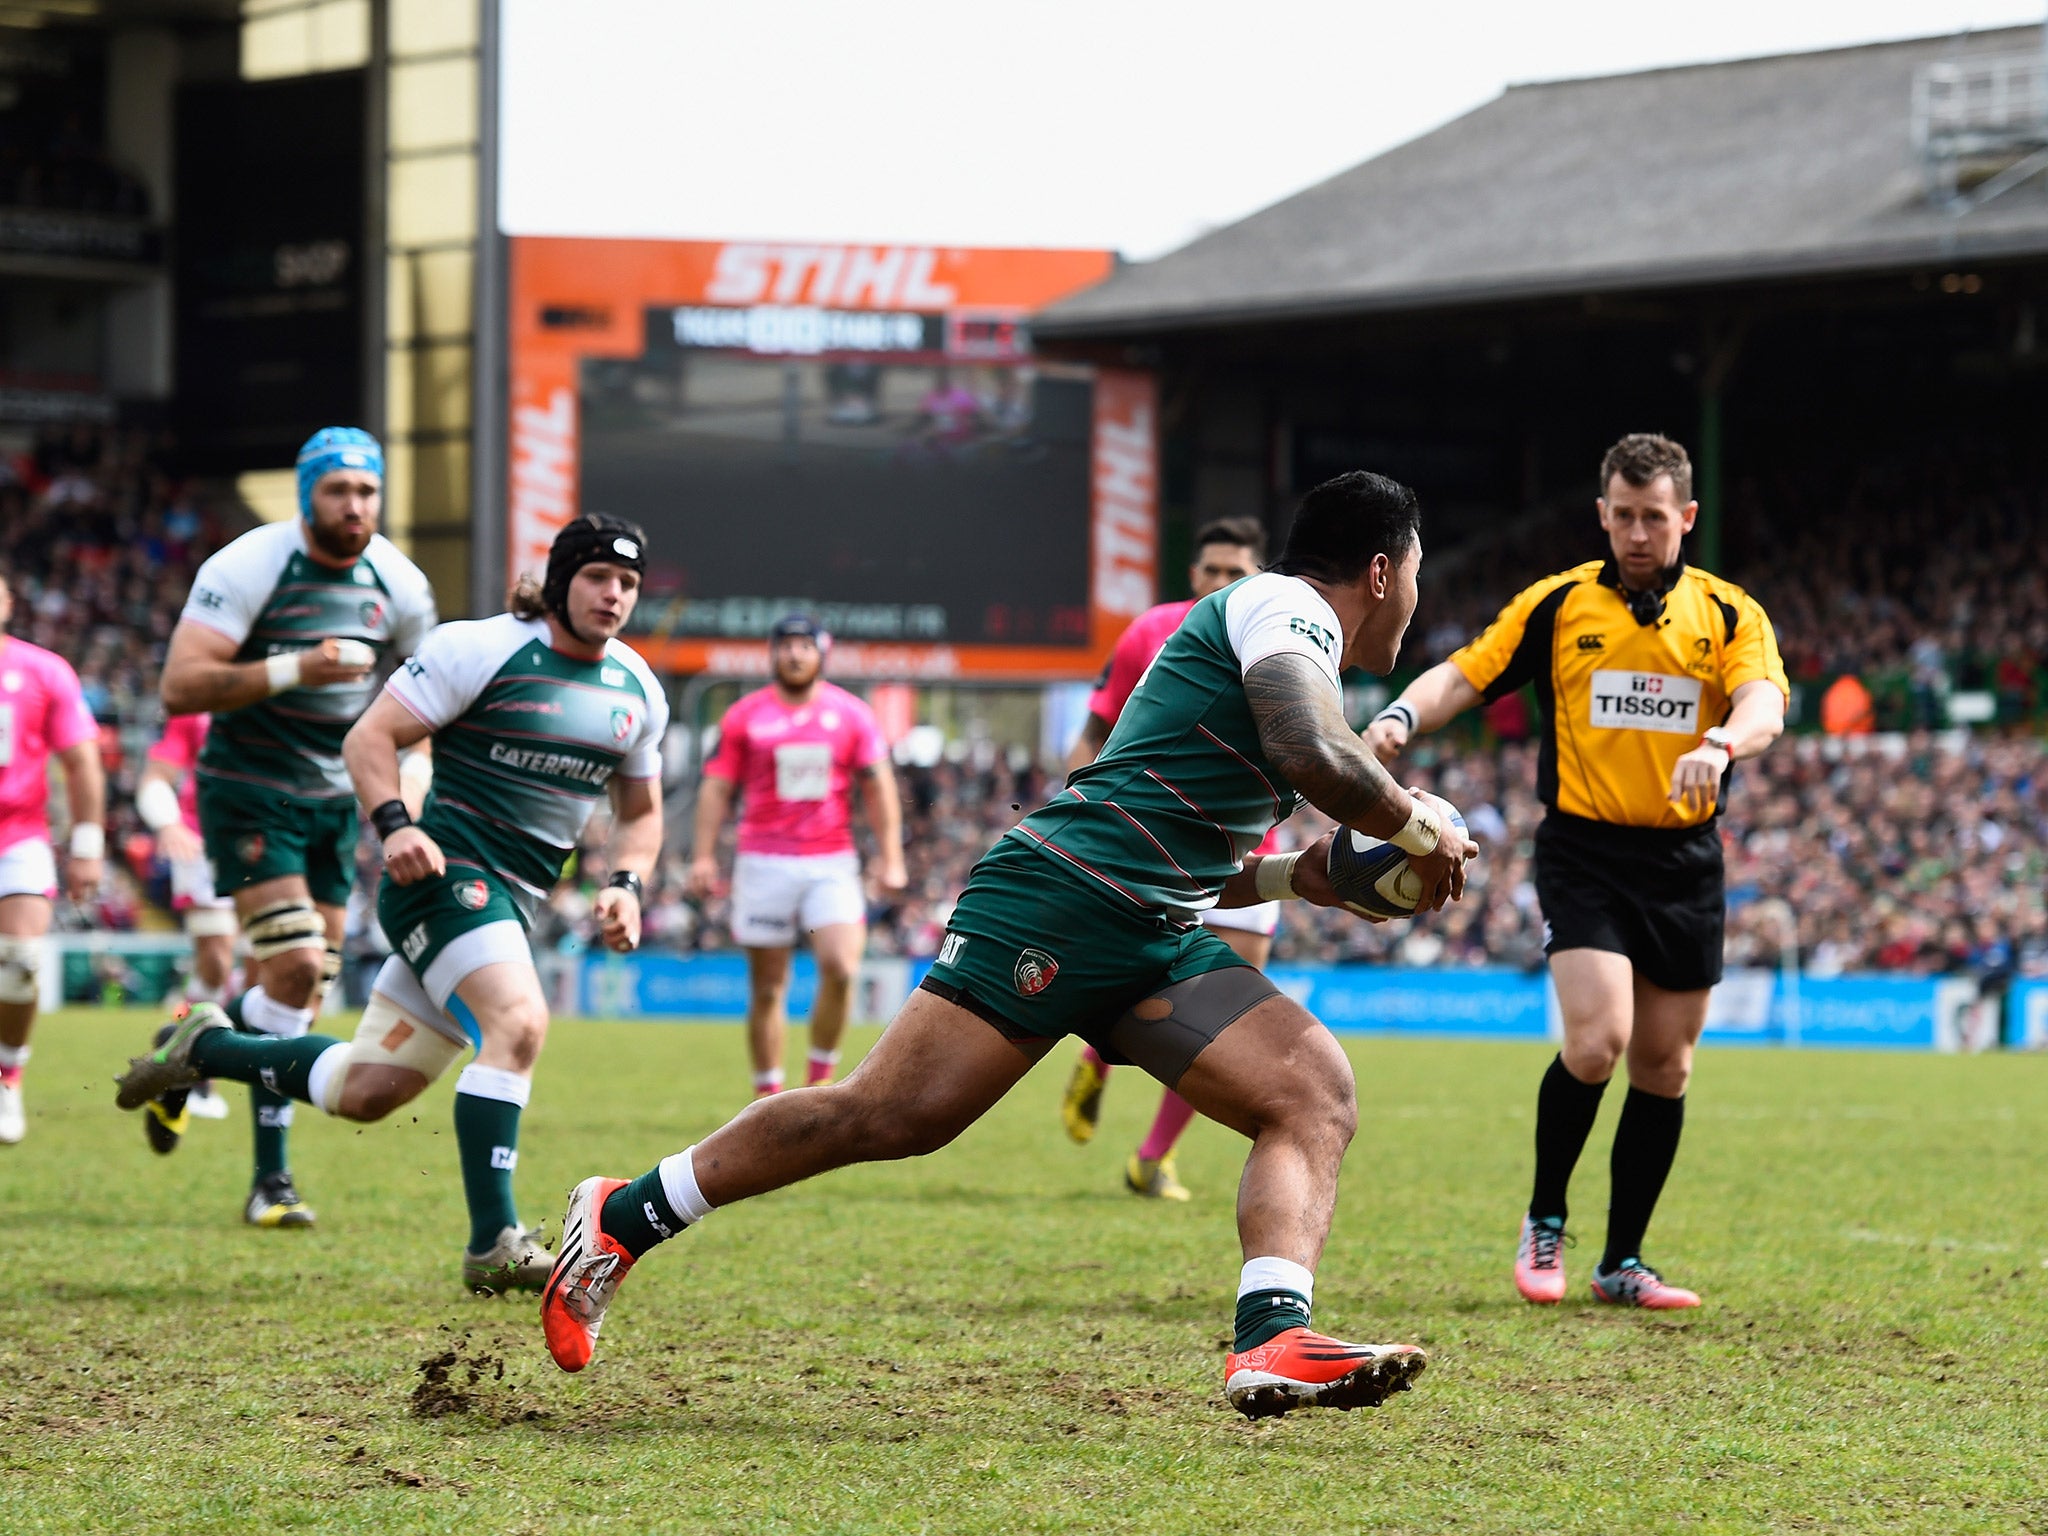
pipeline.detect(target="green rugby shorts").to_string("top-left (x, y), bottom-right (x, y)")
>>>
top-left (920, 834), bottom-right (1274, 1085)
top-left (196, 775), bottom-right (357, 908)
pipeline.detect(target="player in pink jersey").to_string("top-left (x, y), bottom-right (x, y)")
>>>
top-left (134, 713), bottom-right (237, 1146)
top-left (688, 614), bottom-right (907, 1095)
top-left (1059, 518), bottom-right (1273, 1199)
top-left (0, 579), bottom-right (107, 1145)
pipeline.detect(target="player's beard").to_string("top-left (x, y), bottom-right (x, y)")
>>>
top-left (308, 514), bottom-right (373, 562)
top-left (776, 656), bottom-right (820, 691)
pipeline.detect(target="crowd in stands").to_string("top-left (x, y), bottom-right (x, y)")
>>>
top-left (1404, 443), bottom-right (2048, 733)
top-left (2, 427), bottom-right (232, 932)
top-left (9, 427), bottom-right (2048, 982)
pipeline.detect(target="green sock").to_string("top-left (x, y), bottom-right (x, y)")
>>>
top-left (601, 1167), bottom-right (689, 1260)
top-left (1234, 1288), bottom-right (1312, 1352)
top-left (454, 1081), bottom-right (524, 1252)
top-left (189, 1029), bottom-right (340, 1101)
top-left (251, 1085), bottom-right (292, 1180)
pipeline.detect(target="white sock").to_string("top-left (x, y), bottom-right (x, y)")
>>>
top-left (0, 1043), bottom-right (28, 1070)
top-left (1238, 1256), bottom-right (1315, 1306)
top-left (753, 1067), bottom-right (784, 1092)
top-left (241, 986), bottom-right (314, 1039)
top-left (658, 1145), bottom-right (716, 1223)
top-left (807, 1047), bottom-right (839, 1068)
top-left (455, 1063), bottom-right (532, 1107)
top-left (306, 1042), bottom-right (353, 1115)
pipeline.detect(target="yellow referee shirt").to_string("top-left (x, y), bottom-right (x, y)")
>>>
top-left (1449, 559), bottom-right (1789, 830)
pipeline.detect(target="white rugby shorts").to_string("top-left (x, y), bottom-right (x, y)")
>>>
top-left (1201, 899), bottom-right (1282, 938)
top-left (0, 839), bottom-right (56, 900)
top-left (730, 851), bottom-right (866, 949)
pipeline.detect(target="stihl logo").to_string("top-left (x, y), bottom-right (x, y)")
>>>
top-left (1092, 373), bottom-right (1157, 618)
top-left (708, 244), bottom-right (960, 310)
top-left (511, 386), bottom-right (577, 576)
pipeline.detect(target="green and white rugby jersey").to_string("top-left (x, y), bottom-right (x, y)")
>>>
top-left (384, 613), bottom-right (668, 919)
top-left (1012, 572), bottom-right (1343, 924)
top-left (181, 519), bottom-right (437, 799)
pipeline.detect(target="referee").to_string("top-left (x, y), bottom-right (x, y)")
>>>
top-left (1366, 433), bottom-right (1787, 1310)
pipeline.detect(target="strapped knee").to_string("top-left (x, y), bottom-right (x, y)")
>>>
top-left (185, 905), bottom-right (237, 938)
top-left (0, 935), bottom-right (39, 1004)
top-left (316, 991), bottom-right (465, 1114)
top-left (245, 901), bottom-right (325, 963)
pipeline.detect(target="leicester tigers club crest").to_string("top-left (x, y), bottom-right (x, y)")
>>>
top-left (454, 880), bottom-right (490, 911)
top-left (236, 834), bottom-right (265, 864)
top-left (1013, 947), bottom-right (1059, 997)
top-left (359, 598), bottom-right (385, 630)
top-left (610, 707), bottom-right (634, 742)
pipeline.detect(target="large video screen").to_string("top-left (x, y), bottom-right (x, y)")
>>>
top-left (580, 318), bottom-right (1095, 650)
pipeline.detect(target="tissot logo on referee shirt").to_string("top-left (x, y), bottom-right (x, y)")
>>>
top-left (1587, 670), bottom-right (1702, 733)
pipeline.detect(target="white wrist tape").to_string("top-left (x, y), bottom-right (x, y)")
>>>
top-left (334, 638), bottom-right (375, 669)
top-left (136, 778), bottom-right (182, 832)
top-left (1254, 850), bottom-right (1305, 902)
top-left (69, 822), bottom-right (105, 860)
top-left (1389, 797), bottom-right (1444, 857)
top-left (264, 650), bottom-right (304, 695)
top-left (1374, 701), bottom-right (1418, 734)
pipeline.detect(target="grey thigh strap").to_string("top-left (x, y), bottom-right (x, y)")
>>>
top-left (1102, 966), bottom-right (1280, 1089)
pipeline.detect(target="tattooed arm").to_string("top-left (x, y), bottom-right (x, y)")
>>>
top-left (1243, 653), bottom-right (1477, 908)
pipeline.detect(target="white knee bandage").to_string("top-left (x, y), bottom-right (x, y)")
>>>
top-left (244, 901), bottom-right (326, 962)
top-left (185, 906), bottom-right (238, 938)
top-left (0, 935), bottom-right (41, 1004)
top-left (317, 992), bottom-right (466, 1113)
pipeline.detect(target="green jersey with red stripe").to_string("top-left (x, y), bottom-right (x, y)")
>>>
top-left (1012, 573), bottom-right (1343, 923)
top-left (384, 613), bottom-right (668, 919)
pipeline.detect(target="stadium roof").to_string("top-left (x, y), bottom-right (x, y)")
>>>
top-left (1041, 26), bottom-right (2048, 337)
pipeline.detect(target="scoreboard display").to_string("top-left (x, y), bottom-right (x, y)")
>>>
top-left (507, 238), bottom-right (1154, 681)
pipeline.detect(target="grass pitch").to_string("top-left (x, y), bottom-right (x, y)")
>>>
top-left (3, 1009), bottom-right (2046, 1534)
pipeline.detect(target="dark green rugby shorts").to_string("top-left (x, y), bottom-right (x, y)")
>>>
top-left (196, 775), bottom-right (357, 908)
top-left (920, 834), bottom-right (1276, 1086)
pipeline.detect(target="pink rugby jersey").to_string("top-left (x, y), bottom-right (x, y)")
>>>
top-left (1089, 596), bottom-right (1283, 859)
top-left (704, 682), bottom-right (886, 857)
top-left (145, 713), bottom-right (209, 833)
top-left (0, 636), bottom-right (99, 856)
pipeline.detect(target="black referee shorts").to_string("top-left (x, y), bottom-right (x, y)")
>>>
top-left (1534, 811), bottom-right (1725, 993)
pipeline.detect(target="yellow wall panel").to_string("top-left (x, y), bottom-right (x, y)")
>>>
top-left (388, 152), bottom-right (477, 248)
top-left (391, 55), bottom-right (477, 153)
top-left (385, 340), bottom-right (474, 436)
top-left (391, 0), bottom-right (478, 58)
top-left (386, 248), bottom-right (476, 341)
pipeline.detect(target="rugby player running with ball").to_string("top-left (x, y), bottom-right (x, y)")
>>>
top-left (540, 471), bottom-right (1480, 1420)
top-left (120, 515), bottom-right (666, 1292)
top-left (1367, 434), bottom-right (1787, 1310)
top-left (149, 428), bottom-right (436, 1226)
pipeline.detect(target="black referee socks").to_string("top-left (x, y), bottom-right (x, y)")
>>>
top-left (1603, 1086), bottom-right (1686, 1270)
top-left (1530, 1053), bottom-right (1608, 1224)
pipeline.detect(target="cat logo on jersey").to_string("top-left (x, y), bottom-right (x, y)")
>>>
top-left (454, 879), bottom-right (490, 911)
top-left (236, 834), bottom-right (265, 864)
top-left (610, 707), bottom-right (635, 742)
top-left (359, 599), bottom-right (384, 629)
top-left (1013, 947), bottom-right (1059, 997)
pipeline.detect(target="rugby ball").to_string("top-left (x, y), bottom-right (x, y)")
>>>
top-left (1325, 795), bottom-right (1467, 920)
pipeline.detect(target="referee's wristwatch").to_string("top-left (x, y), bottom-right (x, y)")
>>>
top-left (1699, 726), bottom-right (1735, 760)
